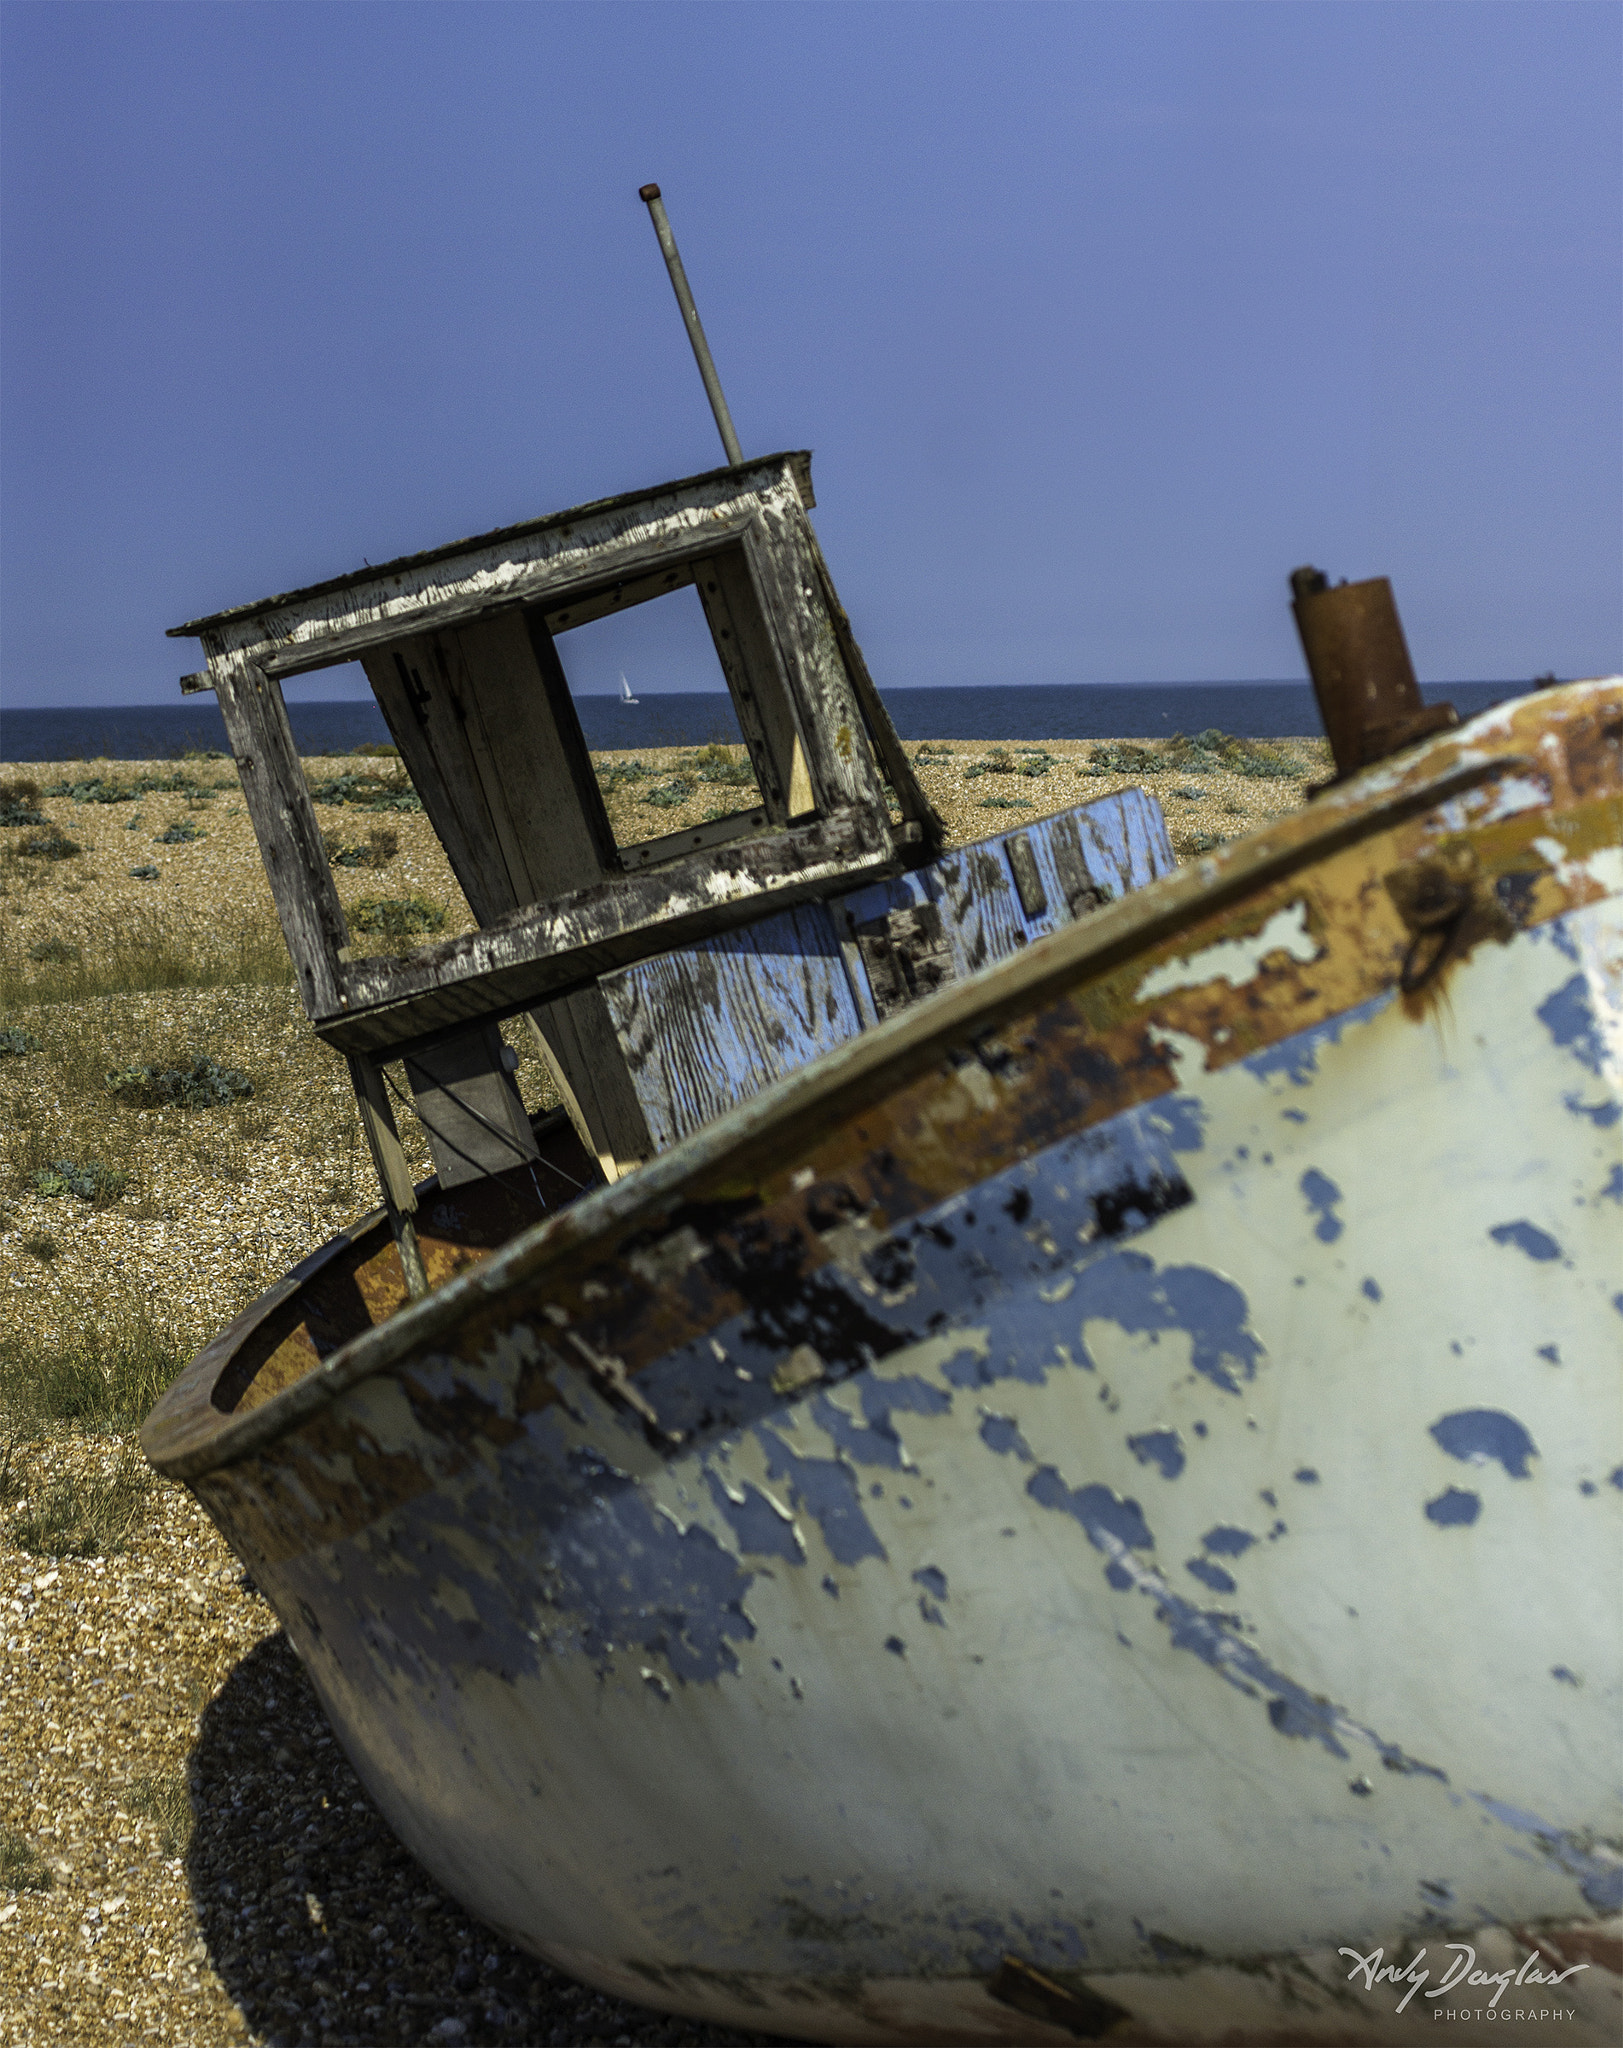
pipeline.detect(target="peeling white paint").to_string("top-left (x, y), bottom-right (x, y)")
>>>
top-left (1135, 900), bottom-right (1322, 1003)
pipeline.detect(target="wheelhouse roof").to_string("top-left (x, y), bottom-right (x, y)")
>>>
top-left (167, 451), bottom-right (815, 639)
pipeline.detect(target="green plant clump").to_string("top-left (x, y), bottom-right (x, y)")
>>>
top-left (26, 937), bottom-right (81, 964)
top-left (30, 1159), bottom-right (129, 1203)
top-left (594, 759), bottom-right (648, 795)
top-left (42, 772), bottom-right (227, 804)
top-left (16, 828), bottom-right (81, 861)
top-left (105, 1051), bottom-right (252, 1109)
top-left (966, 748), bottom-right (1055, 781)
top-left (153, 818), bottom-right (203, 845)
top-left (325, 826), bottom-right (398, 869)
top-left (0, 778), bottom-right (47, 827)
top-left (307, 770), bottom-right (422, 812)
top-left (349, 895), bottom-right (445, 936)
top-left (689, 745), bottom-right (755, 787)
top-left (0, 1825), bottom-right (52, 1892)
top-left (976, 795), bottom-right (1033, 811)
top-left (0, 1026), bottom-right (41, 1056)
top-left (642, 779), bottom-right (695, 809)
top-left (128, 863), bottom-right (160, 880)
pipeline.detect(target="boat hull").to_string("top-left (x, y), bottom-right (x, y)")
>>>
top-left (145, 683), bottom-right (1623, 2042)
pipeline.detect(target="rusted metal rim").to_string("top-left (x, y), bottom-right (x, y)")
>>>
top-left (141, 682), bottom-right (1614, 1484)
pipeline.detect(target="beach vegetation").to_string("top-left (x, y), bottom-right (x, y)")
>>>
top-left (0, 1301), bottom-right (193, 1432)
top-left (105, 1052), bottom-right (253, 1110)
top-left (153, 818), bottom-right (204, 845)
top-left (41, 772), bottom-right (228, 804)
top-left (324, 826), bottom-right (399, 869)
top-left (0, 1026), bottom-right (40, 1056)
top-left (642, 779), bottom-right (695, 809)
top-left (129, 863), bottom-right (160, 880)
top-left (0, 1825), bottom-right (52, 1893)
top-left (126, 1770), bottom-right (194, 1857)
top-left (594, 759), bottom-right (648, 794)
top-left (0, 778), bottom-right (47, 827)
top-left (349, 895), bottom-right (445, 936)
top-left (10, 1442), bottom-right (153, 1558)
top-left (306, 768), bottom-right (422, 812)
top-left (15, 829), bottom-right (82, 861)
top-left (30, 1158), bottom-right (129, 1203)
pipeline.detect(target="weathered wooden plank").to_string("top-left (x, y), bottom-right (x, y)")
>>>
top-left (362, 635), bottom-right (517, 920)
top-left (525, 993), bottom-right (654, 1181)
top-left (192, 471), bottom-right (804, 675)
top-left (740, 503), bottom-right (889, 820)
top-left (598, 789), bottom-right (1179, 1144)
top-left (599, 901), bottom-right (862, 1151)
top-left (801, 521), bottom-right (944, 855)
top-left (690, 545), bottom-right (796, 822)
top-left (402, 1023), bottom-right (540, 1189)
top-left (209, 653), bottom-right (349, 1018)
top-left (319, 807), bottom-right (894, 1059)
top-left (540, 561), bottom-right (697, 635)
top-left (346, 1055), bottom-right (428, 1299)
top-left (172, 452), bottom-right (814, 642)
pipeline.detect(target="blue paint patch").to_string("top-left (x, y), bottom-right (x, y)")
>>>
top-left (1566, 1092), bottom-right (1621, 1128)
top-left (809, 1392), bottom-right (904, 1469)
top-left (1537, 973), bottom-right (1606, 1074)
top-left (1361, 1277), bottom-right (1382, 1303)
top-left (1185, 1557), bottom-right (1236, 1594)
top-left (1469, 1793), bottom-right (1623, 1914)
top-left (1244, 992), bottom-right (1393, 1086)
top-left (1281, 1107), bottom-right (1308, 1123)
top-left (703, 1470), bottom-right (803, 1564)
top-left (1126, 1429), bottom-right (1185, 1479)
top-left (1615, 1294), bottom-right (1623, 1319)
top-left (978, 1412), bottom-right (1032, 1460)
top-left (1580, 1481), bottom-right (1597, 1497)
top-left (757, 1427), bottom-right (887, 1565)
top-left (1601, 1165), bottom-right (1623, 1204)
top-left (1201, 1524), bottom-right (1255, 1557)
top-left (1489, 1220), bottom-right (1561, 1262)
top-left (912, 1566), bottom-right (948, 1600)
top-left (1551, 1666), bottom-right (1580, 1686)
top-left (1299, 1170), bottom-right (1344, 1243)
top-left (1430, 1409), bottom-right (1539, 1479)
top-left (1537, 1343), bottom-right (1561, 1364)
top-left (820, 1575), bottom-right (840, 1598)
top-left (884, 1635), bottom-right (906, 1657)
top-left (1070, 1250), bottom-right (1264, 1395)
top-left (1425, 1488), bottom-right (1482, 1527)
top-left (1026, 1467), bottom-right (1154, 1588)
top-left (1611, 1467), bottom-right (1623, 1491)
top-left (1145, 1094), bottom-right (1207, 1152)
top-left (1294, 1468), bottom-right (1320, 1485)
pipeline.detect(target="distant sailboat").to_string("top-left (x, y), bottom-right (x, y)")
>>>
top-left (618, 673), bottom-right (639, 705)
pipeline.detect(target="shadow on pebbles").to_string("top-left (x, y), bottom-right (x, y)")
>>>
top-left (189, 1630), bottom-right (775, 2048)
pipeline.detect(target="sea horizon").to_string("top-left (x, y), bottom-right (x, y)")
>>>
top-left (1, 678), bottom-right (1531, 760)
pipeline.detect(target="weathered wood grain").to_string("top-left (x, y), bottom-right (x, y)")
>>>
top-left (600, 901), bottom-right (862, 1151)
top-left (596, 788), bottom-right (1179, 1147)
top-left (320, 807), bottom-right (893, 1059)
top-left (210, 653), bottom-right (349, 1018)
top-left (183, 460), bottom-right (809, 674)
top-left (402, 1024), bottom-right (541, 1189)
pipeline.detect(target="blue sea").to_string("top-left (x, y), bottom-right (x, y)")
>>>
top-left (1, 680), bottom-right (1520, 762)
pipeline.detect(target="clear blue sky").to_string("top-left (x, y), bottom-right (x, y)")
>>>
top-left (2, 0), bottom-right (1618, 710)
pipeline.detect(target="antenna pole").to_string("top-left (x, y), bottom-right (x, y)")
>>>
top-left (638, 183), bottom-right (744, 468)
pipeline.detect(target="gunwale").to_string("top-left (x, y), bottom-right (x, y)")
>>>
top-left (141, 679), bottom-right (1620, 1487)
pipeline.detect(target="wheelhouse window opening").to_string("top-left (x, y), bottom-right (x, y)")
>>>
top-left (544, 579), bottom-right (768, 860)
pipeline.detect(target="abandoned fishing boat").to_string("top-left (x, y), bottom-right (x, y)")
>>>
top-left (142, 447), bottom-right (1623, 2042)
top-left (144, 187), bottom-right (1620, 2042)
